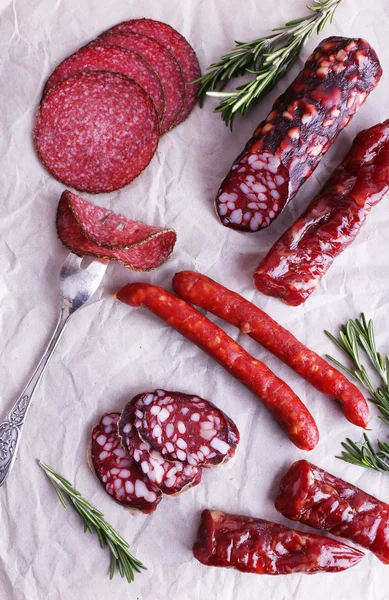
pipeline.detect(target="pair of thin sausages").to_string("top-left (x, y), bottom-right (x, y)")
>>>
top-left (117, 272), bottom-right (368, 451)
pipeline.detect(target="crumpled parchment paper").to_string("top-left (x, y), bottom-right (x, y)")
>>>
top-left (1, 0), bottom-right (389, 598)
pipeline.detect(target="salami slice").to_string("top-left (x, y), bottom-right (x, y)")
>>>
top-left (132, 390), bottom-right (240, 467)
top-left (90, 412), bottom-right (162, 513)
top-left (119, 398), bottom-right (202, 495)
top-left (97, 30), bottom-right (185, 134)
top-left (34, 71), bottom-right (159, 194)
top-left (105, 19), bottom-right (201, 123)
top-left (215, 37), bottom-right (382, 231)
top-left (57, 190), bottom-right (177, 271)
top-left (42, 43), bottom-right (165, 125)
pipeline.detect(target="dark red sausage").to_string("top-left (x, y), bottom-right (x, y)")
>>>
top-left (173, 271), bottom-right (369, 428)
top-left (116, 283), bottom-right (319, 451)
top-left (215, 37), bottom-right (382, 232)
top-left (193, 509), bottom-right (364, 574)
top-left (254, 120), bottom-right (389, 305)
top-left (276, 460), bottom-right (389, 563)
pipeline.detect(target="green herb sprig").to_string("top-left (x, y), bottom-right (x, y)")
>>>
top-left (197, 0), bottom-right (344, 128)
top-left (39, 461), bottom-right (146, 583)
top-left (325, 314), bottom-right (389, 474)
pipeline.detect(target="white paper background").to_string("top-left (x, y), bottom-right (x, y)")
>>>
top-left (1, 0), bottom-right (389, 598)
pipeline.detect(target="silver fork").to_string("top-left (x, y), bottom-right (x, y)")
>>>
top-left (0, 253), bottom-right (108, 487)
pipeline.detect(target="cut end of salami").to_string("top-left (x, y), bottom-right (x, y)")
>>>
top-left (41, 43), bottom-right (165, 125)
top-left (57, 190), bottom-right (177, 271)
top-left (97, 30), bottom-right (185, 134)
top-left (34, 71), bottom-right (159, 194)
top-left (193, 509), bottom-right (365, 574)
top-left (90, 412), bottom-right (162, 513)
top-left (132, 390), bottom-right (239, 467)
top-left (104, 19), bottom-right (201, 123)
top-left (119, 397), bottom-right (202, 496)
top-left (216, 36), bottom-right (382, 232)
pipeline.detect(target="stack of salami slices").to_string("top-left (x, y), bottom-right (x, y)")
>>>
top-left (90, 390), bottom-right (240, 513)
top-left (35, 19), bottom-right (201, 194)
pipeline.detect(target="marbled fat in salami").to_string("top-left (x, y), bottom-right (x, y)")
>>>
top-left (35, 71), bottom-right (159, 193)
top-left (56, 191), bottom-right (176, 271)
top-left (254, 120), bottom-right (389, 305)
top-left (119, 398), bottom-right (202, 495)
top-left (193, 510), bottom-right (364, 574)
top-left (216, 37), bottom-right (382, 231)
top-left (90, 412), bottom-right (162, 513)
top-left (42, 43), bottom-right (165, 125)
top-left (97, 30), bottom-right (185, 133)
top-left (132, 390), bottom-right (239, 467)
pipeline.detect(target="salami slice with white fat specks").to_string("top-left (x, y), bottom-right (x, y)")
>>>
top-left (35, 71), bottom-right (159, 194)
top-left (119, 398), bottom-right (202, 495)
top-left (90, 412), bottom-right (162, 513)
top-left (216, 37), bottom-right (382, 232)
top-left (97, 30), bottom-right (184, 134)
top-left (42, 44), bottom-right (165, 125)
top-left (105, 19), bottom-right (201, 123)
top-left (57, 190), bottom-right (176, 271)
top-left (133, 390), bottom-right (240, 467)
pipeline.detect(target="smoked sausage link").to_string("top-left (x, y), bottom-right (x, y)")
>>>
top-left (193, 509), bottom-right (364, 574)
top-left (215, 37), bottom-right (382, 232)
top-left (276, 460), bottom-right (389, 563)
top-left (116, 283), bottom-right (319, 451)
top-left (173, 271), bottom-right (369, 428)
top-left (254, 120), bottom-right (389, 305)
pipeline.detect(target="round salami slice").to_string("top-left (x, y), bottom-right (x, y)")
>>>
top-left (34, 71), bottom-right (159, 194)
top-left (133, 390), bottom-right (240, 467)
top-left (57, 191), bottom-right (177, 271)
top-left (105, 19), bottom-right (201, 123)
top-left (119, 398), bottom-right (202, 496)
top-left (90, 412), bottom-right (162, 513)
top-left (97, 31), bottom-right (184, 134)
top-left (42, 43), bottom-right (165, 125)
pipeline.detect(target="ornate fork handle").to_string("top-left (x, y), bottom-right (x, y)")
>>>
top-left (0, 308), bottom-right (70, 486)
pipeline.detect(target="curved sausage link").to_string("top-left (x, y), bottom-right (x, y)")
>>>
top-left (173, 271), bottom-right (369, 428)
top-left (116, 283), bottom-right (319, 451)
top-left (215, 37), bottom-right (382, 232)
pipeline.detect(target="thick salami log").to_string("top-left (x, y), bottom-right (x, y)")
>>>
top-left (118, 397), bottom-right (202, 495)
top-left (254, 120), bottom-right (389, 305)
top-left (173, 271), bottom-right (369, 428)
top-left (90, 412), bottom-right (162, 513)
top-left (193, 509), bottom-right (364, 574)
top-left (104, 19), bottom-right (201, 123)
top-left (97, 30), bottom-right (185, 134)
top-left (132, 390), bottom-right (239, 467)
top-left (34, 71), bottom-right (159, 194)
top-left (42, 43), bottom-right (165, 125)
top-left (276, 460), bottom-right (389, 563)
top-left (116, 283), bottom-right (319, 451)
top-left (215, 37), bottom-right (382, 232)
top-left (57, 191), bottom-right (176, 271)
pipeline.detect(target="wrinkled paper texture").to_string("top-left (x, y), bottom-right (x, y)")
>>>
top-left (1, 0), bottom-right (389, 598)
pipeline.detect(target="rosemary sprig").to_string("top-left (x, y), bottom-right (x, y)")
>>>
top-left (338, 434), bottom-right (389, 474)
top-left (197, 0), bottom-right (344, 128)
top-left (39, 461), bottom-right (146, 583)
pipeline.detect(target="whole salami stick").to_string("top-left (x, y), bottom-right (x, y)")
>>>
top-left (116, 283), bottom-right (319, 451)
top-left (254, 120), bottom-right (389, 306)
top-left (193, 509), bottom-right (364, 574)
top-left (276, 460), bottom-right (389, 563)
top-left (215, 37), bottom-right (382, 232)
top-left (173, 271), bottom-right (369, 428)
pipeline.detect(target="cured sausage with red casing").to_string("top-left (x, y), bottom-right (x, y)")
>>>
top-left (193, 509), bottom-right (364, 574)
top-left (276, 460), bottom-right (389, 563)
top-left (215, 37), bottom-right (382, 232)
top-left (173, 271), bottom-right (369, 428)
top-left (254, 120), bottom-right (389, 305)
top-left (116, 283), bottom-right (319, 451)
